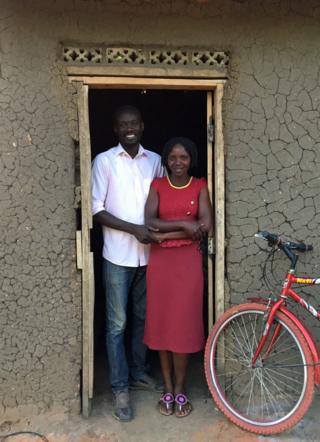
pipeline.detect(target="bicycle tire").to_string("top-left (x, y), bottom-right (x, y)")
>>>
top-left (204, 302), bottom-right (315, 435)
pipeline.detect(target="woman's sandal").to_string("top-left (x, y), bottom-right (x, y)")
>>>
top-left (158, 392), bottom-right (174, 416)
top-left (174, 393), bottom-right (192, 418)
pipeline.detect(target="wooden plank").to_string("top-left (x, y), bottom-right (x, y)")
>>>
top-left (81, 225), bottom-right (91, 418)
top-left (69, 76), bottom-right (226, 89)
top-left (214, 84), bottom-right (225, 321)
top-left (206, 91), bottom-right (214, 333)
top-left (88, 251), bottom-right (95, 398)
top-left (78, 84), bottom-right (94, 417)
top-left (77, 85), bottom-right (93, 229)
top-left (66, 65), bottom-right (228, 79)
top-left (76, 230), bottom-right (83, 269)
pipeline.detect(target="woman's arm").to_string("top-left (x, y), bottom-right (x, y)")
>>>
top-left (145, 187), bottom-right (187, 233)
top-left (145, 186), bottom-right (207, 240)
top-left (153, 231), bottom-right (189, 243)
top-left (197, 186), bottom-right (213, 233)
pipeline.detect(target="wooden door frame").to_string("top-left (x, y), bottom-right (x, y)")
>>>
top-left (74, 76), bottom-right (226, 416)
top-left (77, 84), bottom-right (94, 417)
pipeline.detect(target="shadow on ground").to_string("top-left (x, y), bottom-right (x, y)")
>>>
top-left (2, 353), bottom-right (320, 441)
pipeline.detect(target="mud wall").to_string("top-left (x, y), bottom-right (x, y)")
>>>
top-left (1, 0), bottom-right (320, 418)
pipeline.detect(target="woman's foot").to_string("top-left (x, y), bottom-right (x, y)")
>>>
top-left (158, 392), bottom-right (174, 416)
top-left (174, 393), bottom-right (192, 418)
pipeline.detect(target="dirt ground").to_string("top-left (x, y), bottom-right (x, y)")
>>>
top-left (1, 354), bottom-right (320, 442)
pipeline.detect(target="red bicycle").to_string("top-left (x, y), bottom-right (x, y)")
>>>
top-left (204, 231), bottom-right (320, 435)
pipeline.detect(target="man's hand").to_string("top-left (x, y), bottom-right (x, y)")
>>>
top-left (131, 225), bottom-right (158, 244)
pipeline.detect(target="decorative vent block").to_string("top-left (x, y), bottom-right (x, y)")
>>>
top-left (63, 47), bottom-right (103, 63)
top-left (63, 46), bottom-right (229, 69)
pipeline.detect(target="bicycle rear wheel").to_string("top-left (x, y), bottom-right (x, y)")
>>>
top-left (204, 303), bottom-right (314, 435)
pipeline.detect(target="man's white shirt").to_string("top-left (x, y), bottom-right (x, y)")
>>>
top-left (92, 143), bottom-right (164, 266)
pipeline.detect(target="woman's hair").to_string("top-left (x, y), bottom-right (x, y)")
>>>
top-left (161, 136), bottom-right (198, 171)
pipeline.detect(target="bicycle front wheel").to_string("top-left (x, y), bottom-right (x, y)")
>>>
top-left (204, 303), bottom-right (314, 435)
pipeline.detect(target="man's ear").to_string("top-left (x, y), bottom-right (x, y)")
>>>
top-left (141, 121), bottom-right (145, 132)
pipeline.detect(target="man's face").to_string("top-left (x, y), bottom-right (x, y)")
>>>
top-left (114, 111), bottom-right (144, 149)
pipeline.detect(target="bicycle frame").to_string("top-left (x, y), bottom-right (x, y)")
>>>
top-left (250, 270), bottom-right (320, 385)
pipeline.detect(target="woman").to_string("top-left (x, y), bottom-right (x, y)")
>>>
top-left (144, 137), bottom-right (212, 418)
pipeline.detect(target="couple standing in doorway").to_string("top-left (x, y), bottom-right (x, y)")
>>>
top-left (91, 105), bottom-right (212, 421)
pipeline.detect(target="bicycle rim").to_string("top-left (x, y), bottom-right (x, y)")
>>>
top-left (205, 303), bottom-right (314, 434)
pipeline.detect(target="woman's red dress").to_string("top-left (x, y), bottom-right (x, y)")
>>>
top-left (144, 176), bottom-right (206, 353)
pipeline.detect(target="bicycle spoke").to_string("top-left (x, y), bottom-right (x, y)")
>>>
top-left (229, 320), bottom-right (252, 359)
top-left (268, 343), bottom-right (302, 359)
top-left (214, 366), bottom-right (249, 379)
top-left (260, 372), bottom-right (270, 420)
top-left (223, 370), bottom-right (251, 392)
top-left (259, 370), bottom-right (286, 418)
top-left (249, 312), bottom-right (261, 357)
top-left (264, 367), bottom-right (303, 390)
top-left (246, 370), bottom-right (256, 415)
top-left (265, 366), bottom-right (302, 380)
top-left (206, 307), bottom-right (313, 429)
top-left (263, 368), bottom-right (300, 406)
top-left (240, 314), bottom-right (255, 354)
top-left (223, 342), bottom-right (247, 361)
top-left (266, 353), bottom-right (305, 365)
top-left (232, 374), bottom-right (256, 408)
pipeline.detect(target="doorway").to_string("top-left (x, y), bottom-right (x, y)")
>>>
top-left (88, 89), bottom-right (210, 408)
top-left (89, 89), bottom-right (207, 173)
top-left (75, 77), bottom-right (225, 417)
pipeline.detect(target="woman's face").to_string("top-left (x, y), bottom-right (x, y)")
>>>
top-left (167, 144), bottom-right (191, 177)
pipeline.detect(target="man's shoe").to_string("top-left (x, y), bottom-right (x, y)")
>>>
top-left (155, 380), bottom-right (165, 392)
top-left (129, 373), bottom-right (156, 391)
top-left (113, 391), bottom-right (133, 422)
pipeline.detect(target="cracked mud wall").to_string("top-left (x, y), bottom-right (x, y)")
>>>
top-left (225, 45), bottom-right (320, 306)
top-left (1, 0), bottom-right (320, 418)
top-left (0, 2), bottom-right (81, 419)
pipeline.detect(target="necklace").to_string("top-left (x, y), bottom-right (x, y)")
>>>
top-left (166, 176), bottom-right (193, 189)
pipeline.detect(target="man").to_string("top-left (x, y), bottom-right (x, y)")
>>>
top-left (91, 105), bottom-right (164, 421)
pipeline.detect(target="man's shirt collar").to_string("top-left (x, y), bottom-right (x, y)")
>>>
top-left (115, 143), bottom-right (148, 158)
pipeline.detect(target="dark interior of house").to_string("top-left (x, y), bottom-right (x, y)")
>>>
top-left (88, 89), bottom-right (211, 404)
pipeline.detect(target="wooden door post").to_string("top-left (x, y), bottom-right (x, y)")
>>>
top-left (77, 84), bottom-right (94, 418)
top-left (214, 84), bottom-right (225, 321)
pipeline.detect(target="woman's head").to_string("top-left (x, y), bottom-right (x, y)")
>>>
top-left (161, 137), bottom-right (198, 175)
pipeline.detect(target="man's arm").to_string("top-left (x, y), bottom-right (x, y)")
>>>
top-left (93, 211), bottom-right (156, 244)
top-left (92, 155), bottom-right (156, 244)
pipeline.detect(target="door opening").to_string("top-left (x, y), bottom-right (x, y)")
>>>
top-left (88, 88), bottom-right (212, 409)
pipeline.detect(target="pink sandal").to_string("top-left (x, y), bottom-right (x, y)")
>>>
top-left (158, 392), bottom-right (174, 416)
top-left (175, 393), bottom-right (192, 418)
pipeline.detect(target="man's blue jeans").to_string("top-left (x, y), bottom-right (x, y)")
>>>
top-left (103, 259), bottom-right (147, 393)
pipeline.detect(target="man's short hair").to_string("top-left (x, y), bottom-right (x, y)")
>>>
top-left (113, 105), bottom-right (142, 124)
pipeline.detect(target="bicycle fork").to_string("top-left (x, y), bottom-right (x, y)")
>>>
top-left (251, 298), bottom-right (284, 366)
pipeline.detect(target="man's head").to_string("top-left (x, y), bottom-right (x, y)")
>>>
top-left (113, 105), bottom-right (144, 151)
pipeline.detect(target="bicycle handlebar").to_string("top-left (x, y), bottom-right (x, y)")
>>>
top-left (255, 231), bottom-right (313, 252)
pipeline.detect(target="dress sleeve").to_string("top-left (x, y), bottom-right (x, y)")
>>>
top-left (151, 177), bottom-right (160, 192)
top-left (198, 177), bottom-right (207, 189)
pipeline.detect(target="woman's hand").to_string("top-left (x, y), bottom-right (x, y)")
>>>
top-left (152, 232), bottom-right (165, 243)
top-left (182, 221), bottom-right (206, 241)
